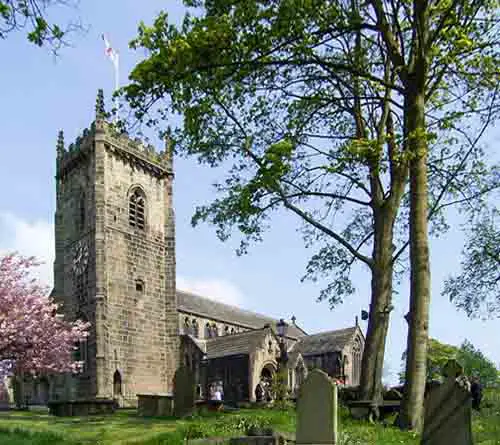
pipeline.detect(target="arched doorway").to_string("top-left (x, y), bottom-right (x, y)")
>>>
top-left (113, 370), bottom-right (122, 397)
top-left (259, 364), bottom-right (276, 402)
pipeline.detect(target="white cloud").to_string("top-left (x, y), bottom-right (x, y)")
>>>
top-left (0, 212), bottom-right (54, 287)
top-left (177, 276), bottom-right (245, 307)
top-left (0, 212), bottom-right (247, 307)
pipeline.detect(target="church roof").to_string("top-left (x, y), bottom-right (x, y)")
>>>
top-left (204, 328), bottom-right (270, 360)
top-left (291, 326), bottom-right (358, 355)
top-left (177, 290), bottom-right (307, 339)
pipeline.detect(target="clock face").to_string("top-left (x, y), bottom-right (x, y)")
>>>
top-left (72, 239), bottom-right (89, 276)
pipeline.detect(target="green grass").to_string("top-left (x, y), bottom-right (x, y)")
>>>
top-left (472, 388), bottom-right (500, 444)
top-left (0, 391), bottom-right (498, 445)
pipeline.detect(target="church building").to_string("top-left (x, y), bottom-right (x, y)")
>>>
top-left (6, 92), bottom-right (365, 407)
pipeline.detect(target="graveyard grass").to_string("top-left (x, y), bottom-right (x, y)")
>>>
top-left (0, 389), bottom-right (498, 445)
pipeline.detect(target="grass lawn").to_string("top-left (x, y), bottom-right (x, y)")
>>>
top-left (0, 389), bottom-right (498, 445)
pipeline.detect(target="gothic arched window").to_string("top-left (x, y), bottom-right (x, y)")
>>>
top-left (192, 319), bottom-right (199, 338)
top-left (352, 337), bottom-right (362, 386)
top-left (205, 323), bottom-right (212, 338)
top-left (129, 188), bottom-right (146, 230)
top-left (184, 317), bottom-right (191, 335)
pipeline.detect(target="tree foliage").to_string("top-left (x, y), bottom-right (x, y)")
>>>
top-left (0, 0), bottom-right (82, 50)
top-left (400, 338), bottom-right (499, 387)
top-left (121, 0), bottom-right (500, 430)
top-left (444, 207), bottom-right (500, 318)
top-left (0, 253), bottom-right (89, 378)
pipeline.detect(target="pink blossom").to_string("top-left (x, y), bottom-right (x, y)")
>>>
top-left (0, 253), bottom-right (90, 378)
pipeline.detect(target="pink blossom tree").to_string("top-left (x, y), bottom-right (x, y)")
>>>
top-left (0, 253), bottom-right (89, 381)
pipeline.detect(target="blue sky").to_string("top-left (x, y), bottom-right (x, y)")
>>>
top-left (0, 0), bottom-right (498, 384)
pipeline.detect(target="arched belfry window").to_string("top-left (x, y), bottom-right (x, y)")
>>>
top-left (113, 370), bottom-right (122, 396)
top-left (129, 188), bottom-right (146, 230)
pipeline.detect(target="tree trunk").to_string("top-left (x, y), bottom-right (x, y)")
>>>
top-left (398, 67), bottom-right (431, 432)
top-left (359, 206), bottom-right (396, 403)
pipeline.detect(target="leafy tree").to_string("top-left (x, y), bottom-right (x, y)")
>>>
top-left (400, 338), bottom-right (499, 388)
top-left (457, 340), bottom-right (499, 387)
top-left (399, 338), bottom-right (458, 383)
top-left (121, 0), bottom-right (500, 430)
top-left (443, 208), bottom-right (500, 318)
top-left (0, 253), bottom-right (89, 378)
top-left (0, 0), bottom-right (82, 50)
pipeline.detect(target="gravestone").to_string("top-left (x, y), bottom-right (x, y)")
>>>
top-left (173, 365), bottom-right (196, 417)
top-left (296, 369), bottom-right (338, 445)
top-left (421, 359), bottom-right (473, 445)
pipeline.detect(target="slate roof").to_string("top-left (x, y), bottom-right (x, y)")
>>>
top-left (291, 326), bottom-right (358, 356)
top-left (203, 328), bottom-right (271, 360)
top-left (177, 290), bottom-right (307, 339)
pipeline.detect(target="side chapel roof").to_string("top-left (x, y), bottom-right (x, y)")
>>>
top-left (183, 327), bottom-right (273, 360)
top-left (291, 326), bottom-right (361, 356)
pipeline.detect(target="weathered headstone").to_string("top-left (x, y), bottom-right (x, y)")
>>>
top-left (296, 369), bottom-right (338, 445)
top-left (421, 359), bottom-right (473, 445)
top-left (173, 365), bottom-right (196, 417)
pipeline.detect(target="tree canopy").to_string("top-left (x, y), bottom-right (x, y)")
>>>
top-left (0, 253), bottom-right (89, 378)
top-left (444, 207), bottom-right (500, 319)
top-left (0, 0), bottom-right (82, 50)
top-left (121, 0), bottom-right (500, 430)
top-left (400, 337), bottom-right (499, 387)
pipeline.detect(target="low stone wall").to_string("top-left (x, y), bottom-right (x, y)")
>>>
top-left (47, 399), bottom-right (117, 416)
top-left (137, 393), bottom-right (174, 417)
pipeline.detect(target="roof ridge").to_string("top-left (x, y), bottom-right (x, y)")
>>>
top-left (299, 326), bottom-right (356, 338)
top-left (177, 289), bottom-right (277, 320)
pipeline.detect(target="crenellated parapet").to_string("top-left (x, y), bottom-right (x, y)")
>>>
top-left (56, 89), bottom-right (173, 180)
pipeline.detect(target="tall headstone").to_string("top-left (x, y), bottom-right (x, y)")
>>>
top-left (296, 369), bottom-right (338, 445)
top-left (173, 366), bottom-right (196, 417)
top-left (421, 359), bottom-right (473, 445)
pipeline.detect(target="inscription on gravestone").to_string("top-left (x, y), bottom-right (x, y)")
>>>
top-left (296, 369), bottom-right (338, 445)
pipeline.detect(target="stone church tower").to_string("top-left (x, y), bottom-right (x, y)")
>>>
top-left (51, 90), bottom-right (178, 405)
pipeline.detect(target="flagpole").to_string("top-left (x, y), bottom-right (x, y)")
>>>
top-left (113, 53), bottom-right (119, 121)
top-left (102, 33), bottom-right (120, 122)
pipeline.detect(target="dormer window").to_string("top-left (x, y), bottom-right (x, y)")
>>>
top-left (129, 188), bottom-right (146, 230)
